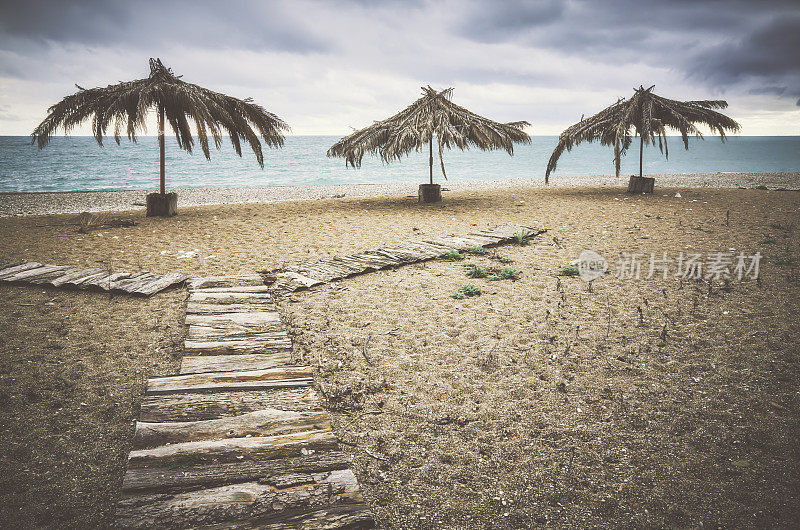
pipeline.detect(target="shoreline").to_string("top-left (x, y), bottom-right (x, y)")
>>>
top-left (1, 172), bottom-right (798, 217)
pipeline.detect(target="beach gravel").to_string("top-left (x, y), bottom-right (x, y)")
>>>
top-left (1, 172), bottom-right (798, 217)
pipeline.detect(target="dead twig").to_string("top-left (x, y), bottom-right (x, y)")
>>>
top-left (340, 409), bottom-right (384, 433)
top-left (362, 335), bottom-right (373, 365)
top-left (337, 439), bottom-right (390, 462)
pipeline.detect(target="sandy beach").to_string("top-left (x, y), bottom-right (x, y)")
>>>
top-left (0, 181), bottom-right (798, 528)
top-left (1, 172), bottom-right (798, 217)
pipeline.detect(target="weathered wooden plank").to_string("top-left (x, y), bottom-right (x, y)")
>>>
top-left (395, 242), bottom-right (439, 256)
top-left (324, 259), bottom-right (365, 275)
top-left (146, 366), bottom-right (313, 395)
top-left (133, 272), bottom-right (188, 295)
top-left (191, 285), bottom-right (273, 294)
top-left (80, 271), bottom-right (117, 289)
top-left (4, 264), bottom-right (71, 282)
top-left (180, 354), bottom-right (293, 375)
top-left (418, 239), bottom-right (458, 251)
top-left (186, 301), bottom-right (276, 315)
top-left (367, 249), bottom-right (405, 262)
top-left (92, 271), bottom-right (135, 288)
top-left (356, 251), bottom-right (403, 267)
top-left (28, 267), bottom-right (81, 284)
top-left (186, 323), bottom-right (283, 341)
top-left (203, 503), bottom-right (375, 530)
top-left (420, 237), bottom-right (463, 249)
top-left (186, 308), bottom-right (281, 326)
top-left (121, 452), bottom-right (352, 494)
top-left (186, 276), bottom-right (265, 290)
top-left (186, 310), bottom-right (282, 328)
top-left (332, 256), bottom-right (373, 272)
top-left (139, 388), bottom-right (322, 422)
top-left (0, 261), bottom-right (21, 274)
top-left (276, 272), bottom-right (324, 289)
top-left (94, 271), bottom-right (150, 290)
top-left (187, 291), bottom-right (272, 305)
top-left (293, 266), bottom-right (339, 282)
top-left (127, 429), bottom-right (337, 468)
top-left (377, 247), bottom-right (424, 261)
top-left (302, 261), bottom-right (350, 278)
top-left (183, 333), bottom-right (292, 356)
top-left (133, 409), bottom-right (331, 449)
top-left (0, 262), bottom-right (42, 280)
top-left (115, 470), bottom-right (365, 529)
top-left (47, 267), bottom-right (101, 286)
top-left (64, 270), bottom-right (113, 286)
top-left (344, 254), bottom-right (394, 269)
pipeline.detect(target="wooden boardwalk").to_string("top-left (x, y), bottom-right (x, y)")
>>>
top-left (115, 275), bottom-right (375, 529)
top-left (0, 261), bottom-right (187, 296)
top-left (272, 223), bottom-right (543, 294)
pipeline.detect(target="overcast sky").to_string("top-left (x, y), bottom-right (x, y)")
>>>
top-left (1, 0), bottom-right (798, 136)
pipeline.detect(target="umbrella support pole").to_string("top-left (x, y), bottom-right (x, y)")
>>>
top-left (147, 104), bottom-right (178, 216)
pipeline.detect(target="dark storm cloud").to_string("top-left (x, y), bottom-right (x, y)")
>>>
top-left (689, 15), bottom-right (800, 83)
top-left (455, 0), bottom-right (800, 101)
top-left (457, 0), bottom-right (564, 43)
top-left (0, 0), bottom-right (329, 53)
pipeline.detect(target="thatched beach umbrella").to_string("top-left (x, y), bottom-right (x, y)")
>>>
top-left (32, 58), bottom-right (289, 216)
top-left (545, 85), bottom-right (740, 192)
top-left (328, 86), bottom-right (530, 202)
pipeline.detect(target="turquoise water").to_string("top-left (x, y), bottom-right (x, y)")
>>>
top-left (0, 135), bottom-right (798, 193)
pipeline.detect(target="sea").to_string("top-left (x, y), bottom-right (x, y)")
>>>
top-left (0, 135), bottom-right (798, 193)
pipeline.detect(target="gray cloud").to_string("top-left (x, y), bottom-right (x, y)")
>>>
top-left (0, 0), bottom-right (797, 135)
top-left (689, 15), bottom-right (800, 83)
top-left (0, 0), bottom-right (330, 53)
top-left (456, 0), bottom-right (564, 43)
top-left (455, 0), bottom-right (800, 102)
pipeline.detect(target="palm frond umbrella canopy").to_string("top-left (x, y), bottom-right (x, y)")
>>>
top-left (545, 85), bottom-right (740, 192)
top-left (328, 86), bottom-right (531, 202)
top-left (32, 58), bottom-right (290, 216)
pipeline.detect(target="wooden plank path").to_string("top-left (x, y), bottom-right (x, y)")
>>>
top-left (115, 275), bottom-right (375, 529)
top-left (271, 223), bottom-right (544, 294)
top-left (0, 260), bottom-right (187, 296)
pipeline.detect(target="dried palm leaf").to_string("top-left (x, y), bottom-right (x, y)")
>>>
top-left (32, 59), bottom-right (289, 193)
top-left (546, 85), bottom-right (740, 183)
top-left (328, 86), bottom-right (530, 184)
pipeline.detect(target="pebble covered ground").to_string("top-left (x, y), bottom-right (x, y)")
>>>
top-left (1, 172), bottom-right (798, 217)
